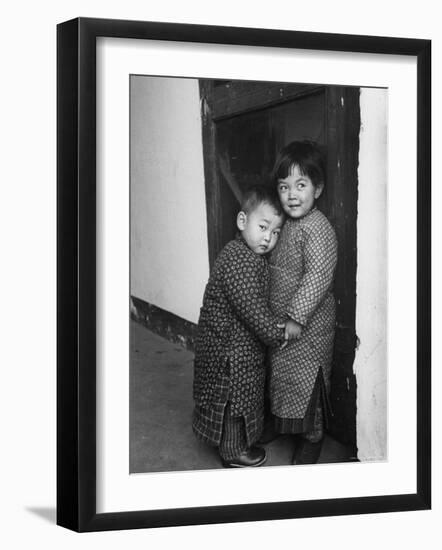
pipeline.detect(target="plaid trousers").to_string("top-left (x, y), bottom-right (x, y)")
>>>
top-left (192, 374), bottom-right (264, 451)
top-left (219, 403), bottom-right (248, 460)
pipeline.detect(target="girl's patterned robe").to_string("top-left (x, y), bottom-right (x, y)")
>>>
top-left (193, 236), bottom-right (283, 447)
top-left (268, 208), bottom-right (338, 429)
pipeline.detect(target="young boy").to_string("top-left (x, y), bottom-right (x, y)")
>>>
top-left (192, 185), bottom-right (287, 468)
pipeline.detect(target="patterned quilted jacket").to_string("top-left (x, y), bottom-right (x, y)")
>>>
top-left (193, 236), bottom-right (284, 416)
top-left (269, 208), bottom-right (338, 420)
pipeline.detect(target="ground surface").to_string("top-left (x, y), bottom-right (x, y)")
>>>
top-left (130, 320), bottom-right (354, 473)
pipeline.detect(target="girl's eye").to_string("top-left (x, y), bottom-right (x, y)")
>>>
top-left (259, 225), bottom-right (266, 231)
top-left (278, 184), bottom-right (287, 192)
top-left (273, 231), bottom-right (280, 237)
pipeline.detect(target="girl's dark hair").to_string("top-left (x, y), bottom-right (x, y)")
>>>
top-left (240, 184), bottom-right (284, 216)
top-left (271, 140), bottom-right (326, 188)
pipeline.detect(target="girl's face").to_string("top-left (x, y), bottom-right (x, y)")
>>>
top-left (277, 164), bottom-right (323, 219)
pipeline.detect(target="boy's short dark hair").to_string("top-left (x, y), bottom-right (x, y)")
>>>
top-left (241, 184), bottom-right (284, 216)
top-left (272, 140), bottom-right (326, 188)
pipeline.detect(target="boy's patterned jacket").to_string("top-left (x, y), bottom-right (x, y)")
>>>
top-left (193, 236), bottom-right (283, 418)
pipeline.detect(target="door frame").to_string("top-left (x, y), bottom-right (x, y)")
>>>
top-left (199, 79), bottom-right (360, 451)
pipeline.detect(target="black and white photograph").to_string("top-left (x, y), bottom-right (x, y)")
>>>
top-left (2, 0), bottom-right (438, 546)
top-left (129, 75), bottom-right (388, 473)
top-left (54, 17), bottom-right (430, 532)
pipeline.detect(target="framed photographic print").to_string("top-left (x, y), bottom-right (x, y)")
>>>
top-left (57, 17), bottom-right (431, 532)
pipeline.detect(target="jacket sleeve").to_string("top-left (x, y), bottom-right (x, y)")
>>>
top-left (222, 255), bottom-right (284, 347)
top-left (287, 224), bottom-right (337, 326)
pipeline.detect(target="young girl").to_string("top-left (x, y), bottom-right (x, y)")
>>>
top-left (267, 140), bottom-right (338, 465)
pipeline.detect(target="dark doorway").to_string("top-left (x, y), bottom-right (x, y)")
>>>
top-left (199, 79), bottom-right (360, 452)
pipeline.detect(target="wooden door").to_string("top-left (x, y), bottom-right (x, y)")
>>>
top-left (200, 79), bottom-right (359, 452)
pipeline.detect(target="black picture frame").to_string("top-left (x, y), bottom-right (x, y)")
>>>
top-left (57, 17), bottom-right (431, 532)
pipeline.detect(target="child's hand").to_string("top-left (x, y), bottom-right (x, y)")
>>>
top-left (277, 320), bottom-right (302, 349)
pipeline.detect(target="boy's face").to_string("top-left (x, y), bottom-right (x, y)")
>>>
top-left (277, 164), bottom-right (323, 219)
top-left (237, 202), bottom-right (284, 255)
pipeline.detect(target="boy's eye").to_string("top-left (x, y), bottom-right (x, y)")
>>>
top-left (259, 225), bottom-right (266, 231)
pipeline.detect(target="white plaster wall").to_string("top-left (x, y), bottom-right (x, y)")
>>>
top-left (130, 76), bottom-right (209, 324)
top-left (355, 88), bottom-right (388, 460)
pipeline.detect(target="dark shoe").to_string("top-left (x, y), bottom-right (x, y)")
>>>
top-left (257, 422), bottom-right (280, 445)
top-left (222, 446), bottom-right (267, 468)
top-left (292, 438), bottom-right (323, 465)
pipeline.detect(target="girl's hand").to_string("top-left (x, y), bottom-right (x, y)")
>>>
top-left (277, 320), bottom-right (302, 349)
